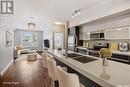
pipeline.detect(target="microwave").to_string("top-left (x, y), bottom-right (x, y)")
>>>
top-left (90, 32), bottom-right (105, 40)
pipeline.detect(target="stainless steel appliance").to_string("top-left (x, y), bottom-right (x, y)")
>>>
top-left (90, 31), bottom-right (105, 40)
top-left (68, 35), bottom-right (77, 51)
top-left (93, 42), bottom-right (109, 50)
top-left (119, 42), bottom-right (128, 52)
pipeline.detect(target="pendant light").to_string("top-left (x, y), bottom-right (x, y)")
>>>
top-left (28, 17), bottom-right (36, 30)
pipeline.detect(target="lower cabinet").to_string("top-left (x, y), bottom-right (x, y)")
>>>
top-left (77, 48), bottom-right (87, 55)
top-left (88, 51), bottom-right (99, 57)
top-left (109, 53), bottom-right (130, 64)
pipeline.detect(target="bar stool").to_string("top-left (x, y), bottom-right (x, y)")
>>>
top-left (57, 66), bottom-right (80, 87)
top-left (46, 56), bottom-right (59, 87)
top-left (42, 53), bottom-right (47, 68)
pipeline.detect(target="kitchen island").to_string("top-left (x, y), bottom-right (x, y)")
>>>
top-left (47, 50), bottom-right (130, 87)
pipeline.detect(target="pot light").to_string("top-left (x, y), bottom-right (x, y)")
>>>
top-left (117, 28), bottom-right (122, 31)
top-left (54, 21), bottom-right (63, 25)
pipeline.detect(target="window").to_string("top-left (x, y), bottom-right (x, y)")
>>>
top-left (21, 31), bottom-right (38, 47)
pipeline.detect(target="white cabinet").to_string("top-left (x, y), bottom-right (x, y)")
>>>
top-left (79, 26), bottom-right (90, 40)
top-left (105, 17), bottom-right (130, 29)
top-left (79, 33), bottom-right (90, 40)
top-left (105, 27), bottom-right (130, 39)
top-left (79, 34), bottom-right (83, 40)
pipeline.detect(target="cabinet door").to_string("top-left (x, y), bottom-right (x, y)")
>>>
top-left (79, 33), bottom-right (90, 40)
top-left (105, 27), bottom-right (130, 39)
top-left (83, 33), bottom-right (90, 40)
top-left (79, 34), bottom-right (83, 40)
top-left (105, 17), bottom-right (130, 29)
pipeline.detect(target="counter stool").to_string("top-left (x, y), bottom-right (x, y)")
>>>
top-left (46, 56), bottom-right (59, 87)
top-left (57, 66), bottom-right (80, 87)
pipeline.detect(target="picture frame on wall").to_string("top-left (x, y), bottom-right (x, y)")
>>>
top-left (6, 31), bottom-right (12, 47)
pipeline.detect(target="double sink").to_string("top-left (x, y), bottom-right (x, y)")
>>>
top-left (62, 53), bottom-right (97, 63)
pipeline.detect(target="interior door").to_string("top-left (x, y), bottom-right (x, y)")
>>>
top-left (54, 32), bottom-right (63, 49)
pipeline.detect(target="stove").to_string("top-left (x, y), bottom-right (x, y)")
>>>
top-left (72, 56), bottom-right (97, 63)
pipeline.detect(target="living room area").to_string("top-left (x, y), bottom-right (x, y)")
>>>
top-left (14, 29), bottom-right (44, 61)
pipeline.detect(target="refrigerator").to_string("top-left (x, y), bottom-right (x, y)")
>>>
top-left (68, 35), bottom-right (77, 51)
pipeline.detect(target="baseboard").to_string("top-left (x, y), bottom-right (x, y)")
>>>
top-left (1, 59), bottom-right (14, 77)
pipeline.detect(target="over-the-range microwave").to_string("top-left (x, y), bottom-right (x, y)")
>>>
top-left (90, 32), bottom-right (105, 40)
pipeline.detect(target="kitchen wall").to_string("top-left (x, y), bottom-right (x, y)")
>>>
top-left (0, 17), bottom-right (14, 73)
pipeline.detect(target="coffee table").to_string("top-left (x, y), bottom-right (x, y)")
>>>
top-left (15, 53), bottom-right (42, 61)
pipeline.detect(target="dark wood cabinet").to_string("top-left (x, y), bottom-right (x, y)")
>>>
top-left (109, 53), bottom-right (130, 64)
top-left (77, 48), bottom-right (87, 54)
top-left (88, 51), bottom-right (99, 57)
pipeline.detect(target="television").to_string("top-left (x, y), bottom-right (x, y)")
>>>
top-left (44, 39), bottom-right (50, 48)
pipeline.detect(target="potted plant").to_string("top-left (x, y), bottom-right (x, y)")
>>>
top-left (99, 48), bottom-right (112, 66)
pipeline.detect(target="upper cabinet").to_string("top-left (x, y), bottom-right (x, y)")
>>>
top-left (78, 12), bottom-right (130, 40)
top-left (79, 26), bottom-right (90, 40)
top-left (105, 27), bottom-right (130, 39)
top-left (79, 33), bottom-right (90, 40)
top-left (105, 16), bottom-right (130, 29)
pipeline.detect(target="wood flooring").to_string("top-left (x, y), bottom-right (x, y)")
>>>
top-left (1, 58), bottom-right (50, 87)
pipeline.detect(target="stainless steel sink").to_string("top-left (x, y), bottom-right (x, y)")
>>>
top-left (62, 53), bottom-right (97, 63)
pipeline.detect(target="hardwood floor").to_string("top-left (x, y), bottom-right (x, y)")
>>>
top-left (1, 58), bottom-right (49, 87)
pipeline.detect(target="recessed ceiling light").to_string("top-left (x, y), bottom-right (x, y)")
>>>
top-left (117, 28), bottom-right (122, 31)
top-left (54, 21), bottom-right (63, 25)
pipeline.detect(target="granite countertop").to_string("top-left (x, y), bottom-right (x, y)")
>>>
top-left (47, 50), bottom-right (130, 87)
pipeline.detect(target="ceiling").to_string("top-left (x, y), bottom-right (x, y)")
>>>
top-left (15, 0), bottom-right (130, 28)
top-left (15, 0), bottom-right (104, 23)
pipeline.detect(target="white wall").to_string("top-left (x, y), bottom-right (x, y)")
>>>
top-left (69, 0), bottom-right (130, 27)
top-left (0, 17), bottom-right (14, 73)
top-left (13, 0), bottom-right (54, 50)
